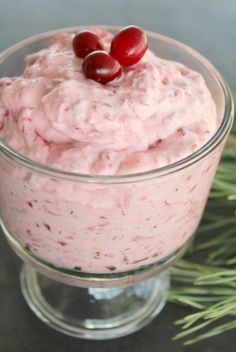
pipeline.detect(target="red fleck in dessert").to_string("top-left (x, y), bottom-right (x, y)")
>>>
top-left (0, 27), bottom-right (223, 273)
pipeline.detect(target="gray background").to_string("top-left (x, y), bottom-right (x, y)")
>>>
top-left (0, 1), bottom-right (235, 351)
top-left (1, 0), bottom-right (236, 92)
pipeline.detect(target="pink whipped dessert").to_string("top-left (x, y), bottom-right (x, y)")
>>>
top-left (0, 28), bottom-right (222, 273)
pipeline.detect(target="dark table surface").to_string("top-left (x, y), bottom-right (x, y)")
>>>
top-left (0, 1), bottom-right (235, 351)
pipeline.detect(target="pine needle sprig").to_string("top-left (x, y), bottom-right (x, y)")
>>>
top-left (169, 99), bottom-right (236, 345)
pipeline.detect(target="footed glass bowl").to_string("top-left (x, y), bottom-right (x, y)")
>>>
top-left (0, 26), bottom-right (233, 340)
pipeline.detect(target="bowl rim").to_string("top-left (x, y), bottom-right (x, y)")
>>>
top-left (0, 25), bottom-right (234, 184)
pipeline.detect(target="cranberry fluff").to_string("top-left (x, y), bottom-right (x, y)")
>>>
top-left (0, 26), bottom-right (223, 273)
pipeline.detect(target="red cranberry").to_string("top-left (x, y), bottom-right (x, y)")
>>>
top-left (110, 26), bottom-right (148, 66)
top-left (82, 51), bottom-right (122, 84)
top-left (72, 31), bottom-right (104, 58)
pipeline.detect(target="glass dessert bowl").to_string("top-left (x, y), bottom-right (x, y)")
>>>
top-left (0, 26), bottom-right (233, 340)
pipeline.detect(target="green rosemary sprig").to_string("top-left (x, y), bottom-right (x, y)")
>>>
top-left (169, 99), bottom-right (236, 345)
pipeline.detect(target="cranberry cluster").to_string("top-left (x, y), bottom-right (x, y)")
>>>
top-left (72, 26), bottom-right (148, 84)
